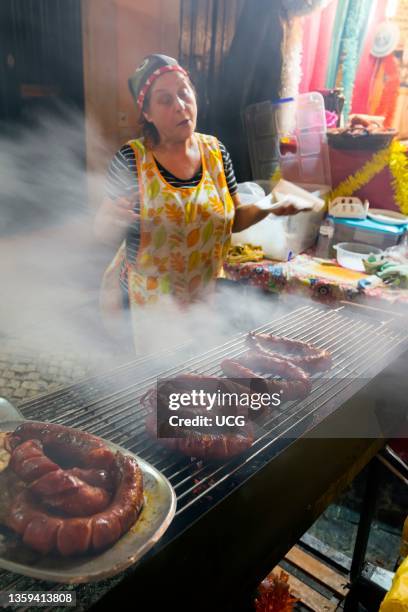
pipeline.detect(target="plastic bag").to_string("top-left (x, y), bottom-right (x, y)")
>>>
top-left (237, 182), bottom-right (266, 205)
top-left (380, 556), bottom-right (408, 612)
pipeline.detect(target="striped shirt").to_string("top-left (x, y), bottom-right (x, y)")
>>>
top-left (105, 139), bottom-right (237, 300)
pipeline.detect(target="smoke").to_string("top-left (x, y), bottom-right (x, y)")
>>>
top-left (0, 107), bottom-right (279, 382)
top-left (0, 105), bottom-right (90, 234)
top-left (0, 104), bottom-right (121, 371)
top-left (128, 283), bottom-right (281, 358)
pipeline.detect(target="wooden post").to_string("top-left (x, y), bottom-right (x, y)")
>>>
top-left (81, 0), bottom-right (118, 210)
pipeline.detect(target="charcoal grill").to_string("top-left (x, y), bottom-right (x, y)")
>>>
top-left (1, 301), bottom-right (407, 611)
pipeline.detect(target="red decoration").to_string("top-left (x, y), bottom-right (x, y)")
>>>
top-left (255, 570), bottom-right (298, 612)
top-left (369, 54), bottom-right (400, 128)
top-left (328, 146), bottom-right (405, 213)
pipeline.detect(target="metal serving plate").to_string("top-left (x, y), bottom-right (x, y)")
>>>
top-left (0, 403), bottom-right (176, 584)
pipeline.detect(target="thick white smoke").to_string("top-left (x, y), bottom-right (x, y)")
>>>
top-left (0, 105), bottom-right (120, 370)
top-left (0, 107), bottom-right (279, 381)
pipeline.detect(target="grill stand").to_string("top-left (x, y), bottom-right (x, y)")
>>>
top-left (90, 346), bottom-right (408, 612)
top-left (341, 447), bottom-right (408, 611)
top-left (90, 442), bottom-right (386, 611)
top-left (92, 440), bottom-right (385, 612)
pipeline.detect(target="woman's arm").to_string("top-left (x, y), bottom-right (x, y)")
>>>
top-left (231, 193), bottom-right (311, 233)
top-left (94, 146), bottom-right (140, 247)
top-left (94, 196), bottom-right (139, 247)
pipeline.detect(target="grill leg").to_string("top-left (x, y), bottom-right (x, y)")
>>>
top-left (350, 459), bottom-right (379, 582)
top-left (343, 459), bottom-right (380, 611)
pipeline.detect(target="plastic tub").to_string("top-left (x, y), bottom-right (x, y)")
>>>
top-left (333, 242), bottom-right (382, 272)
top-left (331, 215), bottom-right (407, 249)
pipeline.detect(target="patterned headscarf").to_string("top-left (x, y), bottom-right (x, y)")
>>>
top-left (128, 54), bottom-right (188, 110)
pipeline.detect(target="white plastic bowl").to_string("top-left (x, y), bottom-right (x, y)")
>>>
top-left (333, 242), bottom-right (383, 272)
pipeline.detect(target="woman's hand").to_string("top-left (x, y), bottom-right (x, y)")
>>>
top-left (268, 198), bottom-right (313, 216)
top-left (94, 197), bottom-right (140, 246)
top-left (231, 194), bottom-right (312, 233)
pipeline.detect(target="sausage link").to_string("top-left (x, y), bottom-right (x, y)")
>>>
top-left (41, 479), bottom-right (112, 517)
top-left (145, 411), bottom-right (253, 460)
top-left (9, 440), bottom-right (59, 481)
top-left (247, 333), bottom-right (332, 373)
top-left (6, 423), bottom-right (115, 469)
top-left (6, 453), bottom-right (143, 556)
top-left (6, 425), bottom-right (125, 535)
top-left (224, 351), bottom-right (311, 401)
top-left (144, 379), bottom-right (254, 460)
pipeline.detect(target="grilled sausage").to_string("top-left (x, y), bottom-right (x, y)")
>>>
top-left (239, 349), bottom-right (311, 382)
top-left (7, 437), bottom-right (114, 517)
top-left (223, 351), bottom-right (311, 400)
top-left (247, 333), bottom-right (332, 373)
top-left (68, 467), bottom-right (114, 490)
top-left (91, 453), bottom-right (143, 551)
top-left (164, 430), bottom-right (254, 460)
top-left (7, 490), bottom-right (63, 554)
top-left (145, 410), bottom-right (253, 460)
top-left (33, 475), bottom-right (112, 517)
top-left (28, 469), bottom-right (79, 496)
top-left (6, 453), bottom-right (143, 556)
top-left (5, 422), bottom-right (116, 470)
top-left (8, 440), bottom-right (60, 481)
top-left (142, 375), bottom-right (254, 460)
top-left (220, 359), bottom-right (281, 395)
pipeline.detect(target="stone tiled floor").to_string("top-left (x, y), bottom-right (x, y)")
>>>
top-left (0, 336), bottom-right (123, 405)
top-left (0, 220), bottom-right (130, 406)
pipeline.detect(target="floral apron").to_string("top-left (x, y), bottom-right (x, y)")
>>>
top-left (100, 133), bottom-right (235, 346)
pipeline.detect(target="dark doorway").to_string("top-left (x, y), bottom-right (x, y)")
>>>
top-left (0, 0), bottom-right (86, 234)
top-left (0, 0), bottom-right (84, 125)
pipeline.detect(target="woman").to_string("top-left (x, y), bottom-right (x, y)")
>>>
top-left (95, 54), bottom-right (307, 348)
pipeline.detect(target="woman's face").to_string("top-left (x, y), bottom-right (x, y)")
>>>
top-left (143, 71), bottom-right (197, 144)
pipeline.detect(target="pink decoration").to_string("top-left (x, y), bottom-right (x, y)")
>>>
top-left (300, 11), bottom-right (322, 92)
top-left (299, 0), bottom-right (339, 92)
top-left (351, 0), bottom-right (386, 114)
top-left (325, 110), bottom-right (338, 127)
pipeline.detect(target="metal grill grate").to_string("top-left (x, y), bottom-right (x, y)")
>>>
top-left (1, 302), bottom-right (407, 606)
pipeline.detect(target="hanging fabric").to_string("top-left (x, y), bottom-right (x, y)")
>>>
top-left (308, 0), bottom-right (339, 91)
top-left (299, 10), bottom-right (322, 93)
top-left (339, 0), bottom-right (374, 121)
top-left (368, 54), bottom-right (401, 127)
top-left (351, 0), bottom-right (386, 114)
top-left (280, 16), bottom-right (304, 99)
top-left (325, 0), bottom-right (351, 89)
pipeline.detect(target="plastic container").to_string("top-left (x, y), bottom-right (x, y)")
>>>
top-left (243, 101), bottom-right (279, 180)
top-left (273, 92), bottom-right (332, 187)
top-left (315, 217), bottom-right (335, 259)
top-left (272, 179), bottom-right (325, 209)
top-left (244, 92), bottom-right (331, 186)
top-left (254, 179), bottom-right (274, 195)
top-left (333, 242), bottom-right (382, 272)
top-left (331, 216), bottom-right (408, 249)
